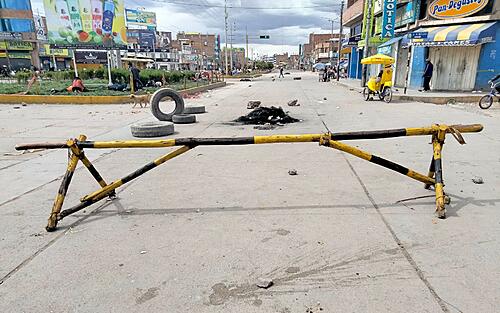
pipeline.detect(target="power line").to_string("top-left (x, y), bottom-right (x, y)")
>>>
top-left (152, 0), bottom-right (341, 10)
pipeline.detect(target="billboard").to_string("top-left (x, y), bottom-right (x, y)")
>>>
top-left (75, 50), bottom-right (108, 64)
top-left (125, 9), bottom-right (157, 29)
top-left (43, 0), bottom-right (127, 49)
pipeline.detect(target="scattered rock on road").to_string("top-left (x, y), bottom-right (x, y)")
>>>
top-left (256, 278), bottom-right (273, 289)
top-left (287, 99), bottom-right (299, 106)
top-left (247, 100), bottom-right (262, 109)
top-left (288, 169), bottom-right (298, 176)
top-left (472, 176), bottom-right (484, 184)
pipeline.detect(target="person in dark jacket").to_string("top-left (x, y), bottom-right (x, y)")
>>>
top-left (421, 58), bottom-right (433, 91)
top-left (128, 62), bottom-right (141, 91)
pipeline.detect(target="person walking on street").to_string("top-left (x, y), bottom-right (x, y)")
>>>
top-left (128, 62), bottom-right (141, 92)
top-left (421, 58), bottom-right (433, 92)
top-left (279, 67), bottom-right (285, 78)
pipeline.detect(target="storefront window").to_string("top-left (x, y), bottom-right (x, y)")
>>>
top-left (0, 0), bottom-right (31, 10)
top-left (0, 18), bottom-right (34, 32)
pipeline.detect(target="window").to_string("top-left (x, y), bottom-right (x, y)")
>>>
top-left (0, 0), bottom-right (31, 10)
top-left (0, 18), bottom-right (34, 32)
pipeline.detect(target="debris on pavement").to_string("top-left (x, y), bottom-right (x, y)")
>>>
top-left (247, 100), bottom-right (262, 109)
top-left (287, 99), bottom-right (300, 106)
top-left (288, 169), bottom-right (298, 176)
top-left (254, 124), bottom-right (276, 130)
top-left (235, 106), bottom-right (300, 125)
top-left (140, 250), bottom-right (148, 254)
top-left (293, 77), bottom-right (302, 80)
top-left (256, 278), bottom-right (273, 289)
top-left (472, 176), bottom-right (484, 184)
top-left (323, 97), bottom-right (327, 100)
top-left (240, 78), bottom-right (252, 82)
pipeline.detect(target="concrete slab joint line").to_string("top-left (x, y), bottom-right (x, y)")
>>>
top-left (343, 155), bottom-right (450, 313)
top-left (12, 123), bottom-right (483, 233)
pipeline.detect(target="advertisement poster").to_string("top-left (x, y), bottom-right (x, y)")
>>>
top-left (125, 9), bottom-right (157, 29)
top-left (43, 0), bottom-right (127, 49)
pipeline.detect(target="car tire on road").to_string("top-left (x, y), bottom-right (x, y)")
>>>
top-left (183, 105), bottom-right (206, 114)
top-left (131, 121), bottom-right (175, 138)
top-left (150, 88), bottom-right (185, 121)
top-left (172, 114), bottom-right (196, 124)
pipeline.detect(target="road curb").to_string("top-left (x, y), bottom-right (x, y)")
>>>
top-left (335, 81), bottom-right (482, 104)
top-left (0, 81), bottom-right (226, 105)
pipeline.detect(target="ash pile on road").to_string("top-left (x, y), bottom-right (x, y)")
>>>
top-left (235, 106), bottom-right (300, 125)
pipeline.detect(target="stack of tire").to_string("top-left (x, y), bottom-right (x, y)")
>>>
top-left (131, 88), bottom-right (206, 138)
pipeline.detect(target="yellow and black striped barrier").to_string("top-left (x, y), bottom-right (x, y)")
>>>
top-left (15, 123), bottom-right (483, 231)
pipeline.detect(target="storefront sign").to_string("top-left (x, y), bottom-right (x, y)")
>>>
top-left (428, 0), bottom-right (489, 19)
top-left (6, 41), bottom-right (33, 50)
top-left (410, 32), bottom-right (428, 39)
top-left (75, 50), bottom-right (108, 64)
top-left (0, 32), bottom-right (22, 41)
top-left (8, 52), bottom-right (32, 59)
top-left (138, 30), bottom-right (156, 49)
top-left (43, 44), bottom-right (69, 57)
top-left (382, 0), bottom-right (397, 38)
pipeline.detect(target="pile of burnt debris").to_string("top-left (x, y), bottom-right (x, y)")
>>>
top-left (235, 106), bottom-right (300, 125)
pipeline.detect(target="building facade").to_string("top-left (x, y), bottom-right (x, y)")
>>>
top-left (343, 0), bottom-right (364, 79)
top-left (176, 32), bottom-right (220, 70)
top-left (358, 0), bottom-right (499, 91)
top-left (0, 0), bottom-right (39, 70)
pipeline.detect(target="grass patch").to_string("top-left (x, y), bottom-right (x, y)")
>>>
top-left (0, 79), bottom-right (210, 96)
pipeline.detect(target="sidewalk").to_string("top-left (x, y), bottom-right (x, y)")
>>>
top-left (335, 78), bottom-right (484, 104)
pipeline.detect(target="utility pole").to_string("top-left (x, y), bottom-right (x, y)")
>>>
top-left (328, 19), bottom-right (335, 66)
top-left (336, 0), bottom-right (344, 81)
top-left (361, 0), bottom-right (373, 86)
top-left (245, 25), bottom-right (249, 70)
top-left (224, 0), bottom-right (229, 75)
top-left (230, 21), bottom-right (234, 73)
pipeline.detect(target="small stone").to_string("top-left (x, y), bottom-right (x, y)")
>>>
top-left (256, 278), bottom-right (273, 289)
top-left (140, 250), bottom-right (147, 254)
top-left (13, 106), bottom-right (20, 109)
top-left (287, 99), bottom-right (299, 106)
top-left (196, 209), bottom-right (201, 213)
top-left (288, 169), bottom-right (298, 176)
top-left (119, 263), bottom-right (124, 267)
top-left (323, 97), bottom-right (327, 100)
top-left (472, 176), bottom-right (484, 184)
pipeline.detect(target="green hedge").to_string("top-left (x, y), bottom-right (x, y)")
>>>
top-left (15, 68), bottom-right (197, 84)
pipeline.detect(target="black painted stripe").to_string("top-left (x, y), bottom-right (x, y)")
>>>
top-left (175, 137), bottom-right (255, 146)
top-left (370, 155), bottom-right (410, 176)
top-left (332, 128), bottom-right (407, 141)
top-left (434, 160), bottom-right (443, 184)
top-left (121, 161), bottom-right (157, 184)
top-left (78, 141), bottom-right (95, 148)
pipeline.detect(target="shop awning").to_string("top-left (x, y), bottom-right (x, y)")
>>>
top-left (403, 22), bottom-right (496, 47)
top-left (378, 36), bottom-right (403, 49)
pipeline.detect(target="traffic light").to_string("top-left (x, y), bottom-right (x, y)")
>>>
top-left (259, 35), bottom-right (270, 39)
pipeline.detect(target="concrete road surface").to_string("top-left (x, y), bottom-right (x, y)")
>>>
top-left (0, 72), bottom-right (499, 313)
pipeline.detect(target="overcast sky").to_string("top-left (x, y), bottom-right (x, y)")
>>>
top-left (31, 0), bottom-right (343, 56)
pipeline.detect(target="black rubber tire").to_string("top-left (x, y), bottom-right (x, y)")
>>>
top-left (172, 114), bottom-right (196, 124)
top-left (150, 88), bottom-right (185, 121)
top-left (183, 105), bottom-right (206, 114)
top-left (363, 88), bottom-right (370, 101)
top-left (478, 95), bottom-right (493, 109)
top-left (383, 87), bottom-right (393, 103)
top-left (131, 121), bottom-right (175, 138)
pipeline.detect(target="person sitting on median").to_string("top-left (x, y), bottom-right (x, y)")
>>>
top-left (67, 76), bottom-right (86, 93)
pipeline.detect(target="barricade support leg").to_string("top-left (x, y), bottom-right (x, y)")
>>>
top-left (433, 128), bottom-right (447, 218)
top-left (56, 145), bottom-right (191, 226)
top-left (46, 135), bottom-right (85, 232)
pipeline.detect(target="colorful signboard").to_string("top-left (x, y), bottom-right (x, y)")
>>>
top-left (75, 50), bottom-right (108, 64)
top-left (382, 0), bottom-right (396, 38)
top-left (125, 9), bottom-right (157, 29)
top-left (43, 0), bottom-right (127, 49)
top-left (428, 0), bottom-right (489, 19)
top-left (34, 15), bottom-right (48, 41)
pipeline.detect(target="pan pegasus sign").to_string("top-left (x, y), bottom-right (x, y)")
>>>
top-left (428, 0), bottom-right (489, 19)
